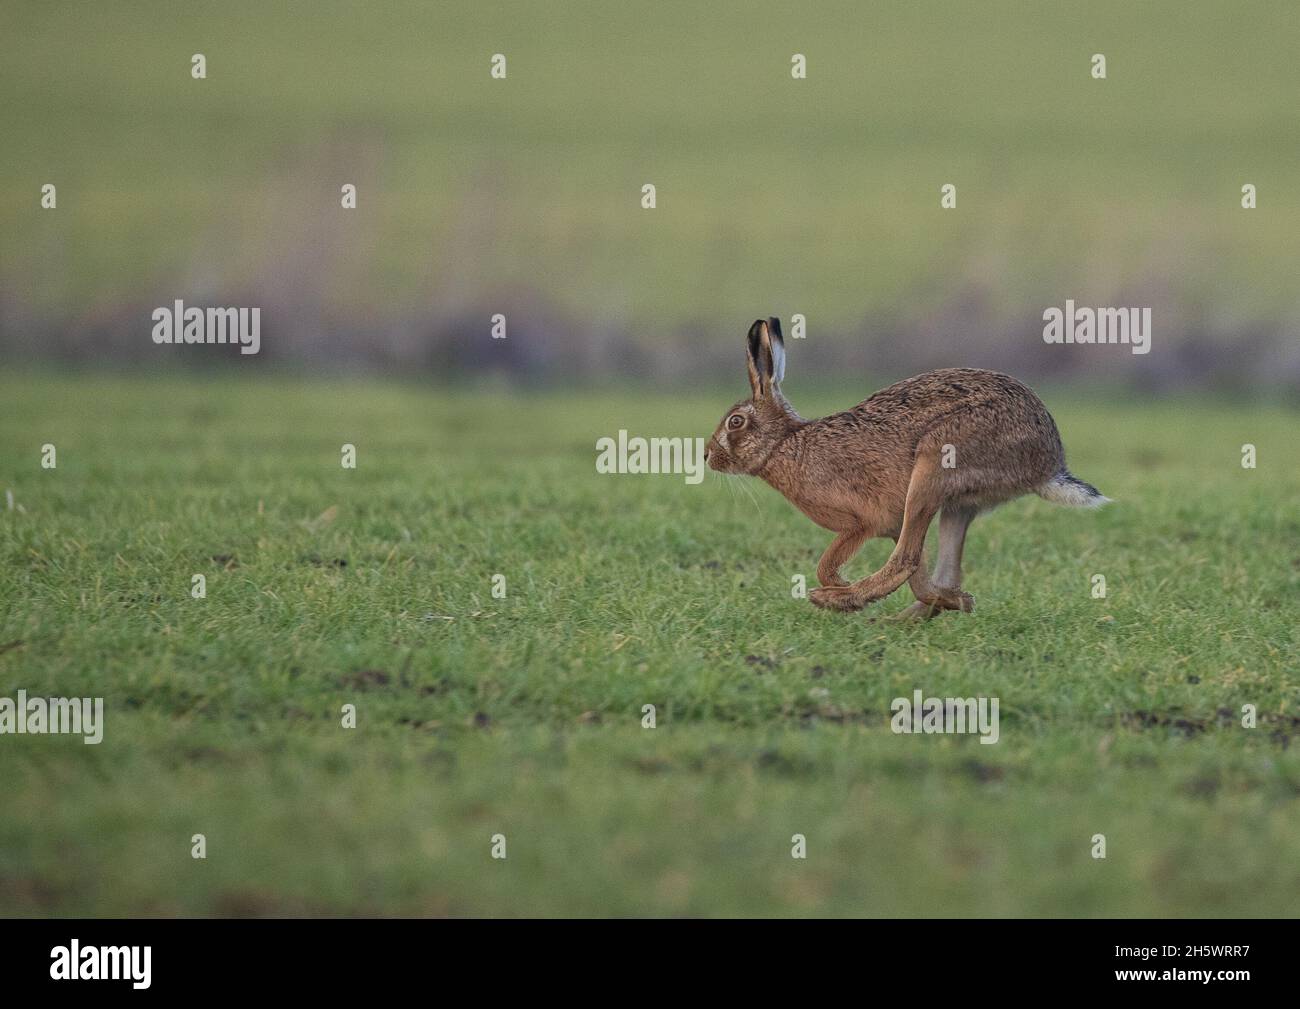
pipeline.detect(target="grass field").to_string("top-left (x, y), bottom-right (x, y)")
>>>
top-left (1, 372), bottom-right (1297, 916)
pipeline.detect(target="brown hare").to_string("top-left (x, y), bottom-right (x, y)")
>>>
top-left (705, 318), bottom-right (1109, 616)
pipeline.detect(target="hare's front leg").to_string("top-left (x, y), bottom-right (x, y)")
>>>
top-left (816, 528), bottom-right (868, 587)
top-left (811, 461), bottom-right (940, 613)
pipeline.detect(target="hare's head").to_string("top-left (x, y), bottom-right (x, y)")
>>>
top-left (706, 318), bottom-right (801, 475)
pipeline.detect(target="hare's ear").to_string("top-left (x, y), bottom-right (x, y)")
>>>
top-left (766, 317), bottom-right (786, 386)
top-left (746, 318), bottom-right (783, 399)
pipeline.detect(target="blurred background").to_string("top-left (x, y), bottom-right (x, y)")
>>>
top-left (1, 0), bottom-right (1297, 390)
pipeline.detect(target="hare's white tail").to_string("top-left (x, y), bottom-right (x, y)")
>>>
top-left (1037, 469), bottom-right (1111, 508)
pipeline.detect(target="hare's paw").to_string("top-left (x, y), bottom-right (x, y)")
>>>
top-left (809, 586), bottom-right (868, 612)
top-left (935, 589), bottom-right (974, 613)
top-left (911, 589), bottom-right (975, 615)
top-left (949, 590), bottom-right (975, 613)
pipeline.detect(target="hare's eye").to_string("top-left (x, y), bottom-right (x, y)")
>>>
top-left (727, 414), bottom-right (745, 430)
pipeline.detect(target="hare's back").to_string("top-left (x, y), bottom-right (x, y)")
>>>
top-left (854, 367), bottom-right (1063, 461)
top-left (856, 368), bottom-right (1045, 420)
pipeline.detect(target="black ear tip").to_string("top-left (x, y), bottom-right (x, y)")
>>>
top-left (767, 317), bottom-right (783, 340)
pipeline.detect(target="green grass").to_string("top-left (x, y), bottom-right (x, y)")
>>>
top-left (1, 372), bottom-right (1298, 916)
top-left (3, 0), bottom-right (1298, 331)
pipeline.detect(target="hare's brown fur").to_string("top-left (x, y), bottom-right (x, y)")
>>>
top-left (706, 318), bottom-right (1107, 616)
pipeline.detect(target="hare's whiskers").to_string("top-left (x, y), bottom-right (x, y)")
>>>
top-left (732, 473), bottom-right (761, 513)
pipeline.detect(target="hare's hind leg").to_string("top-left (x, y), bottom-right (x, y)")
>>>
top-left (898, 505), bottom-right (977, 619)
top-left (898, 546), bottom-right (946, 620)
top-left (811, 460), bottom-right (940, 613)
top-left (933, 505), bottom-right (976, 595)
